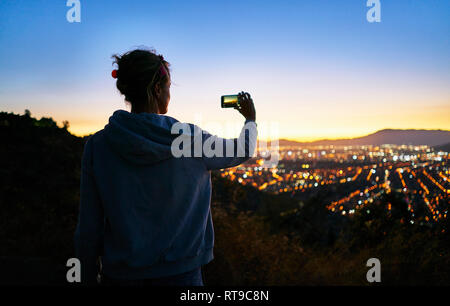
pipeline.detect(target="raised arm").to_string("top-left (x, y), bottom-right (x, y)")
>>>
top-left (201, 91), bottom-right (257, 170)
top-left (170, 92), bottom-right (257, 170)
top-left (200, 119), bottom-right (257, 170)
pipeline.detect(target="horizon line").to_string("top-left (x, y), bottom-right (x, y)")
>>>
top-left (70, 127), bottom-right (450, 143)
top-left (2, 109), bottom-right (448, 143)
top-left (273, 128), bottom-right (450, 144)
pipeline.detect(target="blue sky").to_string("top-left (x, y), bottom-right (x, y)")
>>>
top-left (0, 0), bottom-right (449, 139)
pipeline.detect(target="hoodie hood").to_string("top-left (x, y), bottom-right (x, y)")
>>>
top-left (103, 110), bottom-right (181, 165)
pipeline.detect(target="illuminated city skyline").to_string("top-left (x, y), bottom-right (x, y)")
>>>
top-left (222, 143), bottom-right (449, 224)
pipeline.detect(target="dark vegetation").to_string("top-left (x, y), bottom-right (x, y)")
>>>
top-left (1, 110), bottom-right (449, 285)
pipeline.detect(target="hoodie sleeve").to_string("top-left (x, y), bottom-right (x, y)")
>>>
top-left (200, 119), bottom-right (258, 170)
top-left (74, 137), bottom-right (104, 285)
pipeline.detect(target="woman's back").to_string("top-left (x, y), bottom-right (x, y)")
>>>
top-left (75, 109), bottom-right (256, 283)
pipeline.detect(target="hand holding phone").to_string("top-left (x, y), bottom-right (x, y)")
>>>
top-left (221, 92), bottom-right (256, 121)
top-left (236, 91), bottom-right (256, 121)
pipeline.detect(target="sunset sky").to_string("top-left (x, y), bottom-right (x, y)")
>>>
top-left (0, 0), bottom-right (449, 141)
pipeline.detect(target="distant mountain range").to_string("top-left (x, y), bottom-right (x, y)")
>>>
top-left (266, 129), bottom-right (450, 147)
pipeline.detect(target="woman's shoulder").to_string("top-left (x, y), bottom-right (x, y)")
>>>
top-left (160, 114), bottom-right (180, 125)
top-left (82, 129), bottom-right (105, 147)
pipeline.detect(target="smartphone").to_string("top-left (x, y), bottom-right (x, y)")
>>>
top-left (221, 94), bottom-right (240, 108)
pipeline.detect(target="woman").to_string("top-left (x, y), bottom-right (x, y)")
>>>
top-left (74, 48), bottom-right (257, 286)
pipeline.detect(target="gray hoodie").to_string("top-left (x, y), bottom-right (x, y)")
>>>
top-left (74, 109), bottom-right (257, 283)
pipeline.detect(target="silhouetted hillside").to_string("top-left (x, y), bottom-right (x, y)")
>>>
top-left (0, 110), bottom-right (84, 284)
top-left (0, 110), bottom-right (83, 258)
top-left (275, 129), bottom-right (450, 147)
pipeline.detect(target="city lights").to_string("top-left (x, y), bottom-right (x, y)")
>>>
top-left (220, 144), bottom-right (449, 224)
